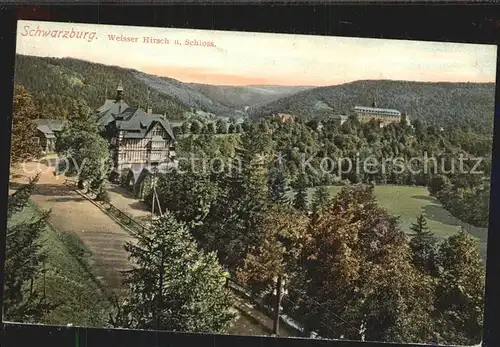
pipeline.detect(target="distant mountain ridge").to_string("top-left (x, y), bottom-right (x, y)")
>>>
top-left (14, 54), bottom-right (310, 120)
top-left (14, 54), bottom-right (495, 133)
top-left (248, 79), bottom-right (496, 132)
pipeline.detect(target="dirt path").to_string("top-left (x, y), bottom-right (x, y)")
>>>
top-left (107, 184), bottom-right (152, 225)
top-left (10, 162), bottom-right (134, 296)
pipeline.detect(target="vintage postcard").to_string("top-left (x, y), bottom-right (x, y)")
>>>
top-left (5, 19), bottom-right (496, 345)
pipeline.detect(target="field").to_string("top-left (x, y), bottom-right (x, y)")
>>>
top-left (7, 200), bottom-right (111, 327)
top-left (307, 185), bottom-right (488, 261)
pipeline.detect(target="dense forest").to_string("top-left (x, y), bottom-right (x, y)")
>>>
top-left (14, 55), bottom-right (307, 120)
top-left (15, 55), bottom-right (187, 120)
top-left (248, 79), bottom-right (496, 133)
top-left (134, 119), bottom-right (487, 345)
top-left (176, 114), bottom-right (492, 228)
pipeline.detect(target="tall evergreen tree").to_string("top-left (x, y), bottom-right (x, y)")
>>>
top-left (311, 186), bottom-right (330, 214)
top-left (293, 173), bottom-right (309, 212)
top-left (409, 214), bottom-right (438, 274)
top-left (112, 211), bottom-right (235, 333)
top-left (4, 175), bottom-right (56, 322)
top-left (268, 167), bottom-right (289, 205)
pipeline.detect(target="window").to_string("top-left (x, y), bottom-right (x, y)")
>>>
top-left (151, 126), bottom-right (164, 137)
top-left (31, 137), bottom-right (40, 145)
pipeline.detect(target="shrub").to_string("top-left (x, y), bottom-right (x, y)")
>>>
top-left (95, 189), bottom-right (111, 203)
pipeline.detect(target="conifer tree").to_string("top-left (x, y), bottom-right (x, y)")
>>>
top-left (409, 214), bottom-right (438, 274)
top-left (112, 211), bottom-right (234, 333)
top-left (293, 173), bottom-right (309, 212)
top-left (4, 175), bottom-right (56, 322)
top-left (311, 186), bottom-right (330, 214)
top-left (268, 167), bottom-right (289, 205)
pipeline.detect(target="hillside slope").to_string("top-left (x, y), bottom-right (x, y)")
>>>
top-left (14, 54), bottom-right (309, 120)
top-left (15, 55), bottom-right (187, 120)
top-left (187, 83), bottom-right (313, 109)
top-left (248, 80), bottom-right (496, 132)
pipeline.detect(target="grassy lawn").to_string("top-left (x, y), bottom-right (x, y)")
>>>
top-left (306, 185), bottom-right (488, 261)
top-left (8, 200), bottom-right (112, 327)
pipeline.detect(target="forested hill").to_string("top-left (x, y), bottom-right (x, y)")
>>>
top-left (14, 54), bottom-right (188, 120)
top-left (248, 79), bottom-right (496, 133)
top-left (14, 55), bottom-right (310, 120)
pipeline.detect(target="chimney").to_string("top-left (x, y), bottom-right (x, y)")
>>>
top-left (147, 107), bottom-right (153, 115)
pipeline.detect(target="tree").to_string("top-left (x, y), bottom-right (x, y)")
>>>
top-left (302, 185), bottom-right (434, 343)
top-left (293, 173), bottom-right (308, 212)
top-left (56, 99), bottom-right (110, 190)
top-left (206, 122), bottom-right (216, 134)
top-left (433, 228), bottom-right (485, 346)
top-left (311, 186), bottom-right (330, 214)
top-left (268, 168), bottom-right (289, 205)
top-left (236, 204), bottom-right (309, 295)
top-left (10, 84), bottom-right (42, 165)
top-left (216, 119), bottom-right (228, 134)
top-left (112, 211), bottom-right (235, 333)
top-left (181, 121), bottom-right (191, 135)
top-left (428, 174), bottom-right (451, 197)
top-left (190, 120), bottom-right (202, 134)
top-left (409, 214), bottom-right (437, 274)
top-left (173, 126), bottom-right (183, 137)
top-left (4, 174), bottom-right (57, 322)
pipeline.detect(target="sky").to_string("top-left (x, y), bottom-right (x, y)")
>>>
top-left (16, 19), bottom-right (498, 87)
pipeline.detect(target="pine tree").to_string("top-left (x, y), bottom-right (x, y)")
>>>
top-left (293, 173), bottom-right (309, 212)
top-left (268, 168), bottom-right (289, 205)
top-left (409, 214), bottom-right (437, 274)
top-left (4, 175), bottom-right (57, 322)
top-left (231, 122), bottom-right (273, 254)
top-left (311, 186), bottom-right (330, 214)
top-left (112, 211), bottom-right (235, 333)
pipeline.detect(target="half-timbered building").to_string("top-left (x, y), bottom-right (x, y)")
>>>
top-left (96, 82), bottom-right (176, 183)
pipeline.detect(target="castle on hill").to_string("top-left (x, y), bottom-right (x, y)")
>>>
top-left (354, 99), bottom-right (410, 127)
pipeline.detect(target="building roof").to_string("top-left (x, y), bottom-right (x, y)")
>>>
top-left (97, 101), bottom-right (175, 140)
top-left (34, 119), bottom-right (65, 137)
top-left (96, 99), bottom-right (130, 118)
top-left (96, 82), bottom-right (175, 141)
top-left (354, 106), bottom-right (401, 117)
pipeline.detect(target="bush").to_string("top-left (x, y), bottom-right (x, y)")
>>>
top-left (95, 189), bottom-right (111, 203)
